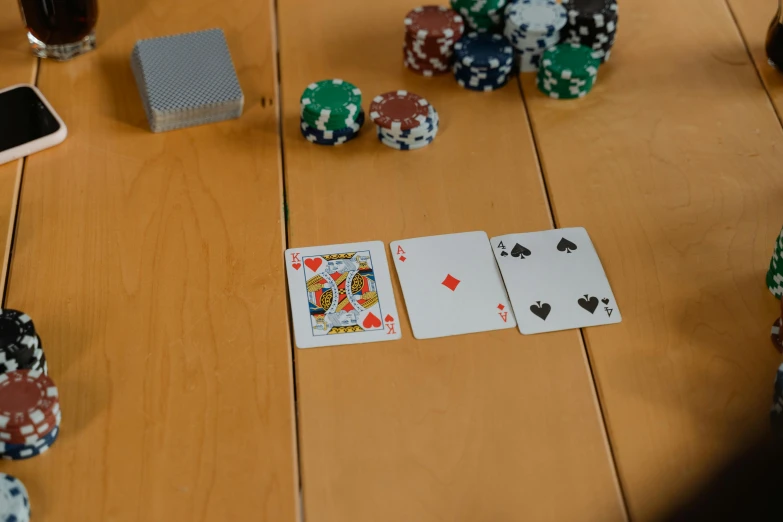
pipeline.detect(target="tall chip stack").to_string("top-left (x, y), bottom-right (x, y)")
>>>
top-left (0, 474), bottom-right (31, 522)
top-left (403, 6), bottom-right (465, 77)
top-left (768, 225), bottom-right (783, 299)
top-left (450, 0), bottom-right (507, 33)
top-left (0, 370), bottom-right (61, 460)
top-left (504, 0), bottom-right (567, 72)
top-left (453, 32), bottom-right (514, 91)
top-left (560, 0), bottom-right (618, 63)
top-left (299, 79), bottom-right (364, 146)
top-left (0, 309), bottom-right (47, 376)
top-left (537, 43), bottom-right (600, 99)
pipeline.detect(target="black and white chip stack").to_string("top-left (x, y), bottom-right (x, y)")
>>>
top-left (0, 310), bottom-right (47, 376)
top-left (504, 0), bottom-right (568, 72)
top-left (560, 0), bottom-right (618, 63)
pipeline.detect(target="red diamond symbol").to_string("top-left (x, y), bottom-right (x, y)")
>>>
top-left (442, 274), bottom-right (461, 291)
top-left (399, 256), bottom-right (407, 262)
top-left (497, 304), bottom-right (505, 310)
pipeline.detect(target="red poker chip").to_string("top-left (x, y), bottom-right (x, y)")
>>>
top-left (0, 370), bottom-right (59, 432)
top-left (0, 406), bottom-right (60, 445)
top-left (370, 91), bottom-right (431, 130)
top-left (404, 6), bottom-right (465, 40)
top-left (404, 34), bottom-right (454, 59)
top-left (772, 317), bottom-right (783, 354)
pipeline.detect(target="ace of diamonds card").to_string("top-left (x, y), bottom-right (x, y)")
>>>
top-left (390, 231), bottom-right (516, 339)
top-left (285, 241), bottom-right (401, 349)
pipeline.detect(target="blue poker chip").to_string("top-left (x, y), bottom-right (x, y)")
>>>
top-left (377, 129), bottom-right (436, 150)
top-left (0, 425), bottom-right (60, 461)
top-left (300, 110), bottom-right (364, 146)
top-left (0, 474), bottom-right (30, 522)
top-left (453, 62), bottom-right (513, 91)
top-left (453, 32), bottom-right (514, 69)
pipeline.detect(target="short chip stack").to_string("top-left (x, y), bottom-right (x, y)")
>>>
top-left (560, 0), bottom-right (618, 63)
top-left (453, 32), bottom-right (514, 91)
top-left (300, 79), bottom-right (364, 146)
top-left (0, 310), bottom-right (47, 376)
top-left (0, 370), bottom-right (61, 460)
top-left (403, 6), bottom-right (465, 77)
top-left (537, 43), bottom-right (599, 99)
top-left (768, 225), bottom-right (783, 298)
top-left (0, 474), bottom-right (31, 522)
top-left (450, 0), bottom-right (507, 33)
top-left (504, 0), bottom-right (567, 72)
top-left (371, 91), bottom-right (439, 151)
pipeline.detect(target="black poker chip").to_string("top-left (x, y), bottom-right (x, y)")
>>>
top-left (0, 309), bottom-right (38, 368)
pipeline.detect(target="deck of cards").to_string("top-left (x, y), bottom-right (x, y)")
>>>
top-left (285, 228), bottom-right (622, 349)
top-left (131, 28), bottom-right (244, 133)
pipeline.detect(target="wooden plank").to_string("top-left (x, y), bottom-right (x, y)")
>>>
top-left (521, 0), bottom-right (783, 519)
top-left (0, 1), bottom-right (300, 521)
top-left (279, 2), bottom-right (626, 521)
top-left (0, 2), bottom-right (37, 295)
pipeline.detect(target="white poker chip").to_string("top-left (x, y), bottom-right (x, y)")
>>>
top-left (0, 474), bottom-right (30, 522)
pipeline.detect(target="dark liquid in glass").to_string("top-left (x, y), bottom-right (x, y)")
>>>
top-left (18, 0), bottom-right (98, 45)
top-left (767, 6), bottom-right (783, 70)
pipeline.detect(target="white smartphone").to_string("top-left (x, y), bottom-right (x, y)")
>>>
top-left (0, 84), bottom-right (67, 166)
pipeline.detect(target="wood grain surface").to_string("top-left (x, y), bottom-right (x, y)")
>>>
top-left (279, 1), bottom-right (626, 521)
top-left (0, 2), bottom-right (37, 296)
top-left (521, 0), bottom-right (783, 519)
top-left (0, 1), bottom-right (300, 521)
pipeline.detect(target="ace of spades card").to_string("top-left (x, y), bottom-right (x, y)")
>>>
top-left (390, 231), bottom-right (516, 339)
top-left (491, 227), bottom-right (622, 335)
top-left (284, 241), bottom-right (401, 348)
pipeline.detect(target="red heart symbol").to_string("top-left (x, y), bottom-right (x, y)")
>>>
top-left (384, 314), bottom-right (394, 323)
top-left (292, 263), bottom-right (302, 271)
top-left (304, 258), bottom-right (322, 272)
top-left (362, 312), bottom-right (382, 329)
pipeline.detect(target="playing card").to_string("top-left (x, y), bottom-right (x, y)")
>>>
top-left (390, 231), bottom-right (516, 339)
top-left (491, 227), bottom-right (621, 335)
top-left (285, 241), bottom-right (401, 349)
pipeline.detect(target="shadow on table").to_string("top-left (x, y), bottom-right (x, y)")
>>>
top-left (658, 435), bottom-right (783, 522)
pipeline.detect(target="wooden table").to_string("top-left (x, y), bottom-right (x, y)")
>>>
top-left (1, 0), bottom-right (782, 519)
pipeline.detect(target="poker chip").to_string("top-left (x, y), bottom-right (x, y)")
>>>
top-left (299, 80), bottom-right (364, 146)
top-left (450, 0), bottom-right (507, 32)
top-left (370, 91), bottom-right (431, 131)
top-left (768, 225), bottom-right (783, 298)
top-left (537, 43), bottom-right (599, 99)
top-left (560, 0), bottom-right (618, 64)
top-left (300, 79), bottom-right (362, 121)
top-left (772, 317), bottom-right (783, 354)
top-left (0, 310), bottom-right (38, 370)
top-left (452, 33), bottom-right (514, 91)
top-left (0, 370), bottom-right (61, 461)
top-left (300, 110), bottom-right (365, 146)
top-left (0, 474), bottom-right (31, 522)
top-left (0, 425), bottom-right (60, 461)
top-left (374, 99), bottom-right (439, 151)
top-left (772, 363), bottom-right (783, 440)
top-left (504, 0), bottom-right (566, 72)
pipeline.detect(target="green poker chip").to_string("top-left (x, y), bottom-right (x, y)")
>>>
top-left (300, 109), bottom-right (360, 131)
top-left (541, 43), bottom-right (600, 80)
top-left (536, 70), bottom-right (595, 99)
top-left (300, 79), bottom-right (362, 121)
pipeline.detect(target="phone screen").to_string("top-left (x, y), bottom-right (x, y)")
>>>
top-left (0, 86), bottom-right (61, 154)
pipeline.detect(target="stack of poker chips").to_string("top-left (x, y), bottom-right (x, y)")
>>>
top-left (453, 33), bottom-right (514, 92)
top-left (537, 43), bottom-right (600, 99)
top-left (773, 363), bottom-right (783, 440)
top-left (0, 370), bottom-right (61, 461)
top-left (560, 0), bottom-right (618, 63)
top-left (0, 474), bottom-right (31, 522)
top-left (450, 0), bottom-right (507, 33)
top-left (0, 309), bottom-right (47, 376)
top-left (504, 0), bottom-right (567, 72)
top-left (131, 29), bottom-right (244, 133)
top-left (768, 224), bottom-right (783, 298)
top-left (370, 91), bottom-right (439, 151)
top-left (403, 6), bottom-right (465, 77)
top-left (299, 79), bottom-right (364, 146)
